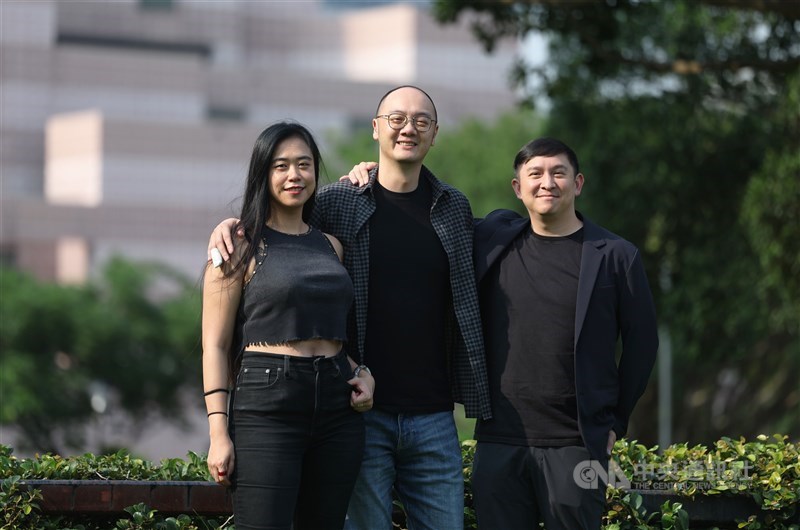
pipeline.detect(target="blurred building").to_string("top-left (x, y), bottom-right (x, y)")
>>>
top-left (1, 0), bottom-right (519, 284)
top-left (1, 0), bottom-right (518, 459)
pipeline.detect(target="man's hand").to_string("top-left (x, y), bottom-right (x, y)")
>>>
top-left (348, 371), bottom-right (375, 413)
top-left (338, 161), bottom-right (377, 187)
top-left (607, 430), bottom-right (618, 456)
top-left (207, 218), bottom-right (244, 266)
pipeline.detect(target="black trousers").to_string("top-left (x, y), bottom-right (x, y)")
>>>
top-left (230, 350), bottom-right (365, 530)
top-left (472, 443), bottom-right (606, 530)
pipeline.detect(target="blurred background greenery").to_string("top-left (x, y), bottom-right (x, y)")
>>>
top-left (1, 0), bottom-right (797, 456)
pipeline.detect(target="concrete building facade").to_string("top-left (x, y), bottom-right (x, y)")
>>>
top-left (1, 0), bottom-right (519, 459)
top-left (1, 0), bottom-right (518, 284)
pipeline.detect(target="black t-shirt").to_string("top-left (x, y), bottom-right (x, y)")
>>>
top-left (475, 226), bottom-right (584, 446)
top-left (364, 177), bottom-right (452, 414)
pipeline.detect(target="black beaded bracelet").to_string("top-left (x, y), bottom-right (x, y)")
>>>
top-left (204, 388), bottom-right (229, 397)
top-left (207, 411), bottom-right (228, 418)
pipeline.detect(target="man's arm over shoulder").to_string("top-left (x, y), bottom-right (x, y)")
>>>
top-left (477, 208), bottom-right (523, 225)
top-left (312, 179), bottom-right (369, 245)
top-left (613, 246), bottom-right (659, 437)
top-left (474, 208), bottom-right (524, 237)
top-left (484, 208), bottom-right (523, 222)
top-left (311, 181), bottom-right (354, 232)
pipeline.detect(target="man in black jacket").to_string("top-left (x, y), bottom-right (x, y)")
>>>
top-left (472, 137), bottom-right (658, 530)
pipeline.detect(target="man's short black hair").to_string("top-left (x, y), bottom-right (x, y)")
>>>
top-left (514, 137), bottom-right (580, 175)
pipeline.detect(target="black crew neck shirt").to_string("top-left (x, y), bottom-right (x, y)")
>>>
top-left (364, 177), bottom-right (452, 414)
top-left (476, 227), bottom-right (584, 446)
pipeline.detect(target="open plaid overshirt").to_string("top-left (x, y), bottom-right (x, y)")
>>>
top-left (310, 165), bottom-right (491, 420)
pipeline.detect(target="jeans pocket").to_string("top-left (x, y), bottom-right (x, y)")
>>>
top-left (233, 365), bottom-right (288, 412)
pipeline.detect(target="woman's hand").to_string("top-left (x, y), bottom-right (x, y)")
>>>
top-left (207, 434), bottom-right (235, 486)
top-left (348, 370), bottom-right (375, 413)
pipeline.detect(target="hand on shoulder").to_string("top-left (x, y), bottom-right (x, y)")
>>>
top-left (207, 217), bottom-right (245, 266)
top-left (338, 161), bottom-right (377, 187)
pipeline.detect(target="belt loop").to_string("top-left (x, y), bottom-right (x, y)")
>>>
top-left (330, 349), bottom-right (341, 377)
top-left (284, 355), bottom-right (291, 379)
top-left (332, 357), bottom-right (341, 378)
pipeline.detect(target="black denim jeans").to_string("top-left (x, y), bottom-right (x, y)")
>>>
top-left (230, 350), bottom-right (365, 530)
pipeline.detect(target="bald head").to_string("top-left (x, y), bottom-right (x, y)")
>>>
top-left (376, 85), bottom-right (438, 121)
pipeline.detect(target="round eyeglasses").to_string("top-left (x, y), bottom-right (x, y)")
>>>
top-left (376, 113), bottom-right (436, 132)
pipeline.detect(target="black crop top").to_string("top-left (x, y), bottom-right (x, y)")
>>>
top-left (240, 225), bottom-right (354, 346)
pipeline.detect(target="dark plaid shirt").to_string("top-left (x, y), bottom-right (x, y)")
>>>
top-left (311, 165), bottom-right (491, 420)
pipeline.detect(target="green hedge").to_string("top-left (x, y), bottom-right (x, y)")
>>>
top-left (2, 435), bottom-right (797, 529)
top-left (0, 447), bottom-right (222, 530)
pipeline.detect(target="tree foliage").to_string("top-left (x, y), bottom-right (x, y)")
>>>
top-left (432, 0), bottom-right (799, 445)
top-left (0, 258), bottom-right (202, 453)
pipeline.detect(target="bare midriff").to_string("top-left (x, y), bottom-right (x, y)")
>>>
top-left (246, 338), bottom-right (342, 358)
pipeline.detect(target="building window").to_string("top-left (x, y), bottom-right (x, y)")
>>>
top-left (0, 244), bottom-right (16, 269)
top-left (57, 33), bottom-right (210, 58)
top-left (347, 115), bottom-right (373, 134)
top-left (140, 0), bottom-right (174, 11)
top-left (207, 106), bottom-right (245, 123)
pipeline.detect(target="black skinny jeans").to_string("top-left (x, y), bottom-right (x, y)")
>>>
top-left (230, 350), bottom-right (365, 530)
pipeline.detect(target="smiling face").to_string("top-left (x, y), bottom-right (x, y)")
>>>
top-left (268, 136), bottom-right (316, 214)
top-left (372, 86), bottom-right (438, 166)
top-left (512, 153), bottom-right (584, 223)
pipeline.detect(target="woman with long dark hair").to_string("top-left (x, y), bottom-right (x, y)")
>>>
top-left (202, 122), bottom-right (374, 529)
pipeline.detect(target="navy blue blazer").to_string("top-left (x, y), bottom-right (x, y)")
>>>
top-left (475, 209), bottom-right (658, 461)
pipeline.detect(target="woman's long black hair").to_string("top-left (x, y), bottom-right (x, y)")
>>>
top-left (225, 121), bottom-right (322, 280)
top-left (220, 122), bottom-right (322, 379)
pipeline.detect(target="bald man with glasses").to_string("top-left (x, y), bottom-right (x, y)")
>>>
top-left (208, 86), bottom-right (490, 530)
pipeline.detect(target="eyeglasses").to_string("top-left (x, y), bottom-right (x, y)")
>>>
top-left (376, 113), bottom-right (437, 132)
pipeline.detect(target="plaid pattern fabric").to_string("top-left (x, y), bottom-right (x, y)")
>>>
top-left (310, 166), bottom-right (491, 420)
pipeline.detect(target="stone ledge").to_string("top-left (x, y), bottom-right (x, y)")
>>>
top-left (23, 480), bottom-right (232, 516)
top-left (22, 481), bottom-right (799, 527)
